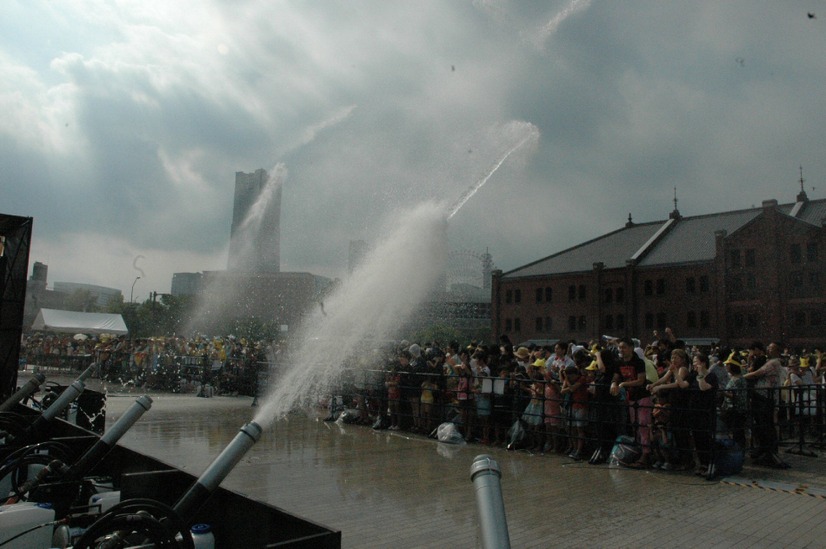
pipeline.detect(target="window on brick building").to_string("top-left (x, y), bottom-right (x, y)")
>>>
top-left (545, 317), bottom-right (553, 331)
top-left (644, 280), bottom-right (653, 296)
top-left (790, 243), bottom-right (802, 264)
top-left (747, 313), bottom-right (759, 328)
top-left (645, 313), bottom-right (654, 329)
top-left (745, 249), bottom-right (756, 267)
top-left (568, 316), bottom-right (576, 331)
top-left (733, 313), bottom-right (744, 328)
top-left (578, 284), bottom-right (586, 300)
top-left (545, 287), bottom-right (553, 302)
top-left (656, 312), bottom-right (666, 329)
top-left (514, 318), bottom-right (521, 332)
top-left (730, 250), bottom-right (741, 268)
top-left (505, 318), bottom-right (512, 332)
top-left (514, 289), bottom-right (521, 303)
top-left (656, 278), bottom-right (665, 295)
top-left (615, 287), bottom-right (624, 302)
top-left (605, 314), bottom-right (614, 329)
top-left (807, 242), bottom-right (819, 262)
top-left (699, 276), bottom-right (709, 292)
top-left (604, 288), bottom-right (613, 303)
top-left (746, 273), bottom-right (756, 290)
top-left (535, 317), bottom-right (543, 332)
top-left (617, 314), bottom-right (625, 329)
top-left (700, 310), bottom-right (709, 328)
top-left (536, 288), bottom-right (542, 303)
top-left (812, 310), bottom-right (823, 326)
top-left (578, 316), bottom-right (586, 331)
top-left (810, 271), bottom-right (821, 289)
top-left (686, 277), bottom-right (696, 293)
top-left (505, 290), bottom-right (512, 304)
top-left (790, 271), bottom-right (803, 288)
top-left (568, 285), bottom-right (576, 301)
top-left (687, 311), bottom-right (697, 328)
top-left (729, 275), bottom-right (742, 294)
top-left (794, 311), bottom-right (806, 327)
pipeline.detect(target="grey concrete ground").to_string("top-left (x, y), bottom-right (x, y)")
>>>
top-left (79, 378), bottom-right (826, 549)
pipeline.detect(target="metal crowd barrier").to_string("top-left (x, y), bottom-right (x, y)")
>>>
top-left (324, 368), bottom-right (823, 467)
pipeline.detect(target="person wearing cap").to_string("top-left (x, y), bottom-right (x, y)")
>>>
top-left (787, 354), bottom-right (816, 428)
top-left (520, 363), bottom-right (546, 451)
top-left (514, 346), bottom-right (531, 370)
top-left (720, 351), bottom-right (748, 449)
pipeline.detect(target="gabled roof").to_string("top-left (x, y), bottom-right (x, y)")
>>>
top-left (503, 197), bottom-right (826, 278)
top-left (793, 199), bottom-right (826, 227)
top-left (504, 222), bottom-right (662, 277)
top-left (637, 208), bottom-right (760, 266)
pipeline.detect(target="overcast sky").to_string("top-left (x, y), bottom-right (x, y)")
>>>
top-left (3, 1), bottom-right (824, 299)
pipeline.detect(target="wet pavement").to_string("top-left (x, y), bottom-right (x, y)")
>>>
top-left (81, 379), bottom-right (826, 549)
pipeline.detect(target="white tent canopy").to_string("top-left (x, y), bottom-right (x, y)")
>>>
top-left (31, 308), bottom-right (129, 335)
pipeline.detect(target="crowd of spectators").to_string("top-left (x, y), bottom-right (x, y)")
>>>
top-left (20, 332), bottom-right (270, 396)
top-left (331, 330), bottom-right (825, 476)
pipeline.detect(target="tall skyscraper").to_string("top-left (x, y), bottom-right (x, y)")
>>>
top-left (228, 169), bottom-right (282, 272)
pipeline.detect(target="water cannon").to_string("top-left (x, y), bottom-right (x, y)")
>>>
top-left (74, 421), bottom-right (262, 547)
top-left (0, 373), bottom-right (46, 412)
top-left (64, 395), bottom-right (152, 481)
top-left (20, 380), bottom-right (85, 444)
top-left (173, 421), bottom-right (262, 523)
top-left (470, 454), bottom-right (511, 549)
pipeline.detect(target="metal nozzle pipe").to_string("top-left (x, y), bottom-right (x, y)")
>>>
top-left (77, 364), bottom-right (97, 382)
top-left (40, 380), bottom-right (85, 422)
top-left (0, 373), bottom-right (46, 412)
top-left (470, 454), bottom-right (511, 549)
top-left (65, 395), bottom-right (153, 481)
top-left (173, 421), bottom-right (262, 523)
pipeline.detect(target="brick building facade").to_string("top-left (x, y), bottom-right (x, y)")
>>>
top-left (492, 191), bottom-right (825, 350)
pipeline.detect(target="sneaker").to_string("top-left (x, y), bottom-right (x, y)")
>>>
top-left (568, 452), bottom-right (583, 461)
top-left (652, 461), bottom-right (663, 470)
top-left (661, 462), bottom-right (674, 471)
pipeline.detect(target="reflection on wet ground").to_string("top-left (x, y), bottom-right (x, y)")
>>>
top-left (104, 393), bottom-right (826, 548)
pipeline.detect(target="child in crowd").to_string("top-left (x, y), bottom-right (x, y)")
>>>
top-left (386, 351), bottom-right (406, 431)
top-left (651, 391), bottom-right (674, 470)
top-left (473, 353), bottom-right (492, 444)
top-left (560, 365), bottom-right (589, 460)
top-left (420, 375), bottom-right (437, 435)
top-left (521, 366), bottom-right (545, 451)
top-left (720, 352), bottom-right (748, 449)
top-left (543, 366), bottom-right (563, 454)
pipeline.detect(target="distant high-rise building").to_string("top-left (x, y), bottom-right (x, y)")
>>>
top-left (228, 169), bottom-right (281, 273)
top-left (171, 272), bottom-right (202, 296)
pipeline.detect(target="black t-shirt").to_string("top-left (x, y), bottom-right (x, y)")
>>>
top-left (617, 354), bottom-right (647, 401)
top-left (688, 370), bottom-right (718, 411)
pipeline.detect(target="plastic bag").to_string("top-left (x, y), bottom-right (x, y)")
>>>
top-left (436, 422), bottom-right (466, 445)
top-left (507, 419), bottom-right (526, 450)
top-left (608, 435), bottom-right (641, 468)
